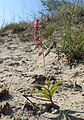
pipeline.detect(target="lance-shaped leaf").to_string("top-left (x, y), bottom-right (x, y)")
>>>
top-left (32, 89), bottom-right (50, 99)
top-left (33, 84), bottom-right (49, 91)
top-left (50, 80), bottom-right (64, 95)
top-left (50, 80), bottom-right (64, 91)
top-left (41, 94), bottom-right (52, 100)
top-left (50, 85), bottom-right (63, 96)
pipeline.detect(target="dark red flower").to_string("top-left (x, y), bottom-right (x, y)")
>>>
top-left (34, 35), bottom-right (40, 41)
top-left (34, 20), bottom-right (41, 31)
top-left (38, 51), bottom-right (43, 56)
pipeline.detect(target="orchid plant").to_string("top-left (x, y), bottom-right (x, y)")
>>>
top-left (33, 20), bottom-right (65, 108)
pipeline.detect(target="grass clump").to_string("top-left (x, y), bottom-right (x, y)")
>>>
top-left (0, 22), bottom-right (30, 33)
top-left (45, 23), bottom-right (54, 38)
top-left (60, 3), bottom-right (84, 67)
top-left (61, 29), bottom-right (84, 63)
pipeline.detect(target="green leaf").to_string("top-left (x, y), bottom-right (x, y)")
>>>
top-left (50, 80), bottom-right (64, 91)
top-left (32, 89), bottom-right (49, 96)
top-left (41, 94), bottom-right (51, 100)
top-left (50, 80), bottom-right (64, 95)
top-left (32, 89), bottom-right (51, 100)
top-left (33, 84), bottom-right (49, 91)
top-left (50, 85), bottom-right (63, 96)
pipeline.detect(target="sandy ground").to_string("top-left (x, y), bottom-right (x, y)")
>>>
top-left (0, 31), bottom-right (84, 120)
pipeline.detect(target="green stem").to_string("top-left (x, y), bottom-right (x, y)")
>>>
top-left (42, 46), bottom-right (47, 77)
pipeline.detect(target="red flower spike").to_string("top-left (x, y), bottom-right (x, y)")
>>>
top-left (33, 20), bottom-right (46, 76)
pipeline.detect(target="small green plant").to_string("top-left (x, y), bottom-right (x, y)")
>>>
top-left (13, 115), bottom-right (22, 120)
top-left (32, 77), bottom-right (64, 105)
top-left (55, 110), bottom-right (70, 120)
